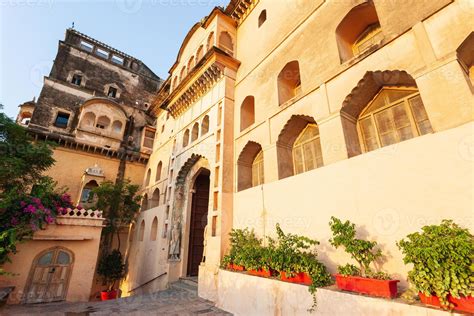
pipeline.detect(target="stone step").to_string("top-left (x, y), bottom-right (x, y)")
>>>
top-left (169, 280), bottom-right (197, 294)
top-left (179, 277), bottom-right (198, 288)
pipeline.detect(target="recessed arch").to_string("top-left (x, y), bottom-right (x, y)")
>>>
top-left (145, 169), bottom-right (152, 187)
top-left (150, 217), bottom-right (158, 241)
top-left (141, 193), bottom-right (149, 212)
top-left (188, 56), bottom-right (195, 73)
top-left (336, 1), bottom-right (383, 62)
top-left (340, 70), bottom-right (428, 157)
top-left (112, 120), bottom-right (123, 134)
top-left (276, 115), bottom-right (323, 179)
top-left (277, 61), bottom-right (301, 105)
top-left (156, 161), bottom-right (163, 182)
top-left (240, 96), bottom-right (255, 131)
top-left (183, 129), bottom-right (190, 147)
top-left (237, 141), bottom-right (264, 191)
top-left (196, 45), bottom-right (204, 61)
top-left (207, 32), bottom-right (215, 51)
top-left (96, 115), bottom-right (111, 130)
top-left (219, 31), bottom-right (234, 56)
top-left (80, 112), bottom-right (96, 129)
top-left (201, 115), bottom-right (210, 135)
top-left (191, 122), bottom-right (199, 142)
top-left (150, 188), bottom-right (160, 208)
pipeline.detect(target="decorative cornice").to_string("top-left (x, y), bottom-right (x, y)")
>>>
top-left (152, 47), bottom-right (240, 118)
top-left (225, 0), bottom-right (260, 24)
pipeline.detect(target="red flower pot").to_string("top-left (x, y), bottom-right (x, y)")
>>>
top-left (419, 293), bottom-right (474, 313)
top-left (100, 290), bottom-right (118, 301)
top-left (280, 272), bottom-right (312, 285)
top-left (335, 274), bottom-right (399, 299)
top-left (248, 268), bottom-right (272, 278)
top-left (228, 263), bottom-right (245, 271)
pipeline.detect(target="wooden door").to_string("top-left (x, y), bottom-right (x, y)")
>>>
top-left (187, 173), bottom-right (210, 276)
top-left (25, 248), bottom-right (73, 304)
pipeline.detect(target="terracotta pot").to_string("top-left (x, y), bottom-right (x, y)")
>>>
top-left (248, 268), bottom-right (272, 278)
top-left (419, 292), bottom-right (474, 313)
top-left (100, 290), bottom-right (118, 301)
top-left (280, 272), bottom-right (312, 285)
top-left (335, 274), bottom-right (399, 299)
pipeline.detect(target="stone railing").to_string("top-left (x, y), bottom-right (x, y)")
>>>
top-left (56, 208), bottom-right (105, 227)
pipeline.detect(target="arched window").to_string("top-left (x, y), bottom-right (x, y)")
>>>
top-left (80, 180), bottom-right (99, 204)
top-left (112, 120), bottom-right (122, 134)
top-left (237, 141), bottom-right (263, 191)
top-left (336, 2), bottom-right (383, 63)
top-left (191, 122), bottom-right (199, 142)
top-left (188, 56), bottom-right (195, 73)
top-left (183, 129), bottom-right (190, 147)
top-left (180, 66), bottom-right (187, 81)
top-left (207, 32), bottom-right (215, 51)
top-left (150, 188), bottom-right (160, 208)
top-left (139, 220), bottom-right (145, 241)
top-left (156, 161), bottom-right (163, 181)
top-left (196, 45), bottom-right (204, 61)
top-left (277, 61), bottom-right (301, 106)
top-left (219, 32), bottom-right (234, 56)
top-left (81, 112), bottom-right (96, 128)
top-left (276, 115), bottom-right (323, 179)
top-left (96, 116), bottom-right (110, 130)
top-left (201, 115), bottom-right (210, 135)
top-left (252, 150), bottom-right (264, 187)
top-left (150, 217), bottom-right (158, 241)
top-left (145, 169), bottom-right (151, 187)
top-left (240, 96), bottom-right (255, 131)
top-left (357, 88), bottom-right (433, 152)
top-left (258, 10), bottom-right (267, 27)
top-left (292, 124), bottom-right (323, 175)
top-left (141, 194), bottom-right (148, 212)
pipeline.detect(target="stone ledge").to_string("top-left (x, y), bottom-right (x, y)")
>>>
top-left (216, 269), bottom-right (460, 316)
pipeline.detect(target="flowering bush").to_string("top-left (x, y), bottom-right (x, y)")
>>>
top-left (0, 190), bottom-right (74, 275)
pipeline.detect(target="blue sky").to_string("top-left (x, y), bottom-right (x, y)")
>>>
top-left (0, 0), bottom-right (228, 118)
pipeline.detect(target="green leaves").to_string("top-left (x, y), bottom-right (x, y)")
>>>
top-left (397, 220), bottom-right (473, 310)
top-left (329, 217), bottom-right (386, 278)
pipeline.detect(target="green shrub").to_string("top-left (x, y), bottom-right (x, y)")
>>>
top-left (329, 217), bottom-right (390, 279)
top-left (97, 250), bottom-right (125, 291)
top-left (397, 220), bottom-right (474, 309)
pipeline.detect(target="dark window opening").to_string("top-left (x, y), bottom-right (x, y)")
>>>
top-left (258, 10), bottom-right (267, 27)
top-left (107, 87), bottom-right (117, 98)
top-left (71, 74), bottom-right (82, 86)
top-left (54, 112), bottom-right (70, 128)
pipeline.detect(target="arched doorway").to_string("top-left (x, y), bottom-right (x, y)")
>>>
top-left (186, 169), bottom-right (210, 276)
top-left (24, 247), bottom-right (74, 304)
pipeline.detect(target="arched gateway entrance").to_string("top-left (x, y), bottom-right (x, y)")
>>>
top-left (186, 169), bottom-right (210, 276)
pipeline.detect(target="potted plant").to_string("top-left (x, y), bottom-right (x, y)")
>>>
top-left (222, 228), bottom-right (261, 271)
top-left (329, 217), bottom-right (399, 298)
top-left (97, 250), bottom-right (125, 300)
top-left (397, 220), bottom-right (473, 313)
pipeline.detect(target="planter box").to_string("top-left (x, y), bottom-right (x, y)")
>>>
top-left (419, 292), bottom-right (474, 313)
top-left (228, 263), bottom-right (245, 271)
top-left (280, 272), bottom-right (312, 286)
top-left (248, 269), bottom-right (272, 278)
top-left (335, 274), bottom-right (399, 299)
top-left (100, 290), bottom-right (118, 301)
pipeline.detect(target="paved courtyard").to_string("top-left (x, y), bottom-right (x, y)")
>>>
top-left (0, 284), bottom-right (230, 316)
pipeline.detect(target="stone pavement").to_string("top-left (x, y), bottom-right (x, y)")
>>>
top-left (0, 281), bottom-right (230, 316)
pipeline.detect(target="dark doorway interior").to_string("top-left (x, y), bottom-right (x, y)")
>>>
top-left (187, 169), bottom-right (210, 277)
